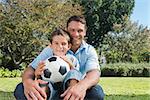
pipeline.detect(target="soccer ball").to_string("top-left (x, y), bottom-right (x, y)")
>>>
top-left (41, 56), bottom-right (70, 83)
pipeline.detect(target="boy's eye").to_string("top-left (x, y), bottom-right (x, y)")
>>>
top-left (62, 42), bottom-right (67, 46)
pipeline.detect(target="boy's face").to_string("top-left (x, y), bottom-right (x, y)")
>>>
top-left (51, 35), bottom-right (71, 56)
top-left (67, 21), bottom-right (86, 46)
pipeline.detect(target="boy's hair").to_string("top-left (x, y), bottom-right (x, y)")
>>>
top-left (50, 28), bottom-right (72, 44)
top-left (67, 15), bottom-right (87, 29)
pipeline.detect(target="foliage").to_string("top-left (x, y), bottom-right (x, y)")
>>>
top-left (101, 63), bottom-right (150, 77)
top-left (0, 68), bottom-right (22, 78)
top-left (74, 0), bottom-right (135, 49)
top-left (0, 0), bottom-right (82, 70)
top-left (103, 19), bottom-right (150, 63)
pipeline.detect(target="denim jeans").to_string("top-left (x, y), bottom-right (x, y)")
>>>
top-left (14, 70), bottom-right (104, 100)
top-left (14, 82), bottom-right (104, 100)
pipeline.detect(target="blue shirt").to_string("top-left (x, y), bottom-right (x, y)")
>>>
top-left (67, 41), bottom-right (100, 75)
top-left (30, 41), bottom-right (100, 75)
top-left (30, 47), bottom-right (79, 70)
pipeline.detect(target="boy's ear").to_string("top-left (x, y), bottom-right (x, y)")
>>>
top-left (48, 43), bottom-right (51, 48)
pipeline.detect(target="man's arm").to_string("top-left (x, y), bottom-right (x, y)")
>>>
top-left (22, 66), bottom-right (35, 82)
top-left (61, 46), bottom-right (100, 100)
top-left (79, 69), bottom-right (100, 89)
top-left (61, 69), bottom-right (100, 100)
top-left (22, 65), bottom-right (47, 100)
top-left (22, 46), bottom-right (52, 100)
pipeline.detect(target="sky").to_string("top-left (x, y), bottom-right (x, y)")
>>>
top-left (130, 0), bottom-right (150, 29)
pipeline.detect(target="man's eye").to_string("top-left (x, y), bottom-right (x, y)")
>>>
top-left (70, 29), bottom-right (75, 32)
top-left (78, 29), bottom-right (83, 33)
top-left (55, 42), bottom-right (58, 45)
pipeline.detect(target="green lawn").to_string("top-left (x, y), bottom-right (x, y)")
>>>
top-left (99, 77), bottom-right (150, 95)
top-left (99, 77), bottom-right (150, 100)
top-left (0, 78), bottom-right (21, 100)
top-left (0, 77), bottom-right (150, 100)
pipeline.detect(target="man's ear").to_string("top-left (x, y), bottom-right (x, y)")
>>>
top-left (68, 43), bottom-right (72, 49)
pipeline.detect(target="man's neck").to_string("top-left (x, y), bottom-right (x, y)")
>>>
top-left (71, 44), bottom-right (80, 53)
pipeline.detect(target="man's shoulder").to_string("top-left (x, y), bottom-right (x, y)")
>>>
top-left (82, 41), bottom-right (96, 52)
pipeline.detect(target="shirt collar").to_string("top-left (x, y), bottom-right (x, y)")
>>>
top-left (68, 40), bottom-right (87, 54)
top-left (80, 40), bottom-right (87, 50)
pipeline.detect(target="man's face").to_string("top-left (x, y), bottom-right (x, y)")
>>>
top-left (67, 21), bottom-right (86, 45)
top-left (51, 35), bottom-right (70, 56)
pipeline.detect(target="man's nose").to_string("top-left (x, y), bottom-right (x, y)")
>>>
top-left (72, 31), bottom-right (79, 37)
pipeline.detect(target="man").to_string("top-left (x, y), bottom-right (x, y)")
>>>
top-left (14, 15), bottom-right (104, 100)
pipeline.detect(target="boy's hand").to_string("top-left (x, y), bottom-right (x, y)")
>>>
top-left (35, 61), bottom-right (45, 79)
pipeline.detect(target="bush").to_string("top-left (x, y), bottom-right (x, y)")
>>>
top-left (143, 67), bottom-right (150, 77)
top-left (101, 67), bottom-right (118, 76)
top-left (101, 63), bottom-right (150, 77)
top-left (0, 67), bottom-right (22, 78)
top-left (117, 66), bottom-right (128, 76)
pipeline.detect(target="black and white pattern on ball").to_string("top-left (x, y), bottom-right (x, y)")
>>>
top-left (48, 57), bottom-right (57, 62)
top-left (44, 69), bottom-right (51, 78)
top-left (59, 66), bottom-right (67, 75)
top-left (41, 56), bottom-right (70, 83)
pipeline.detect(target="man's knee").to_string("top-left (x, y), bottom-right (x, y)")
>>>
top-left (95, 85), bottom-right (105, 100)
top-left (86, 85), bottom-right (105, 100)
top-left (14, 83), bottom-right (26, 100)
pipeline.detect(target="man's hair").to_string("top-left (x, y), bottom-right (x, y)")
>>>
top-left (67, 15), bottom-right (87, 29)
top-left (50, 28), bottom-right (72, 44)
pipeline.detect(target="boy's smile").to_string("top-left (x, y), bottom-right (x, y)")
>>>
top-left (51, 35), bottom-right (70, 56)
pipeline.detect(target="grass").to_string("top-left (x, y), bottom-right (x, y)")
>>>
top-left (0, 77), bottom-right (150, 100)
top-left (0, 78), bottom-right (21, 100)
top-left (99, 77), bottom-right (150, 95)
top-left (99, 77), bottom-right (150, 100)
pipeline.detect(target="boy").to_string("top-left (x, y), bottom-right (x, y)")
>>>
top-left (33, 28), bottom-right (80, 99)
top-left (14, 28), bottom-right (81, 100)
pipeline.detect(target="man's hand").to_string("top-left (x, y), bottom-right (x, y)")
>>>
top-left (60, 70), bottom-right (100, 100)
top-left (61, 82), bottom-right (87, 100)
top-left (23, 79), bottom-right (48, 100)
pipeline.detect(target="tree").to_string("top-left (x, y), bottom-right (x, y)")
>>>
top-left (103, 19), bottom-right (150, 63)
top-left (0, 0), bottom-right (82, 70)
top-left (73, 0), bottom-right (134, 50)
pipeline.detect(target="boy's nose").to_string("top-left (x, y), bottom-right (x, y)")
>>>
top-left (58, 44), bottom-right (63, 49)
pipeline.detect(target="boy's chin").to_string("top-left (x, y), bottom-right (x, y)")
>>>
top-left (55, 53), bottom-right (65, 56)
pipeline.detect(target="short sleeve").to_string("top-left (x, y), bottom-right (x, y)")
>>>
top-left (29, 47), bottom-right (53, 69)
top-left (84, 47), bottom-right (100, 73)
